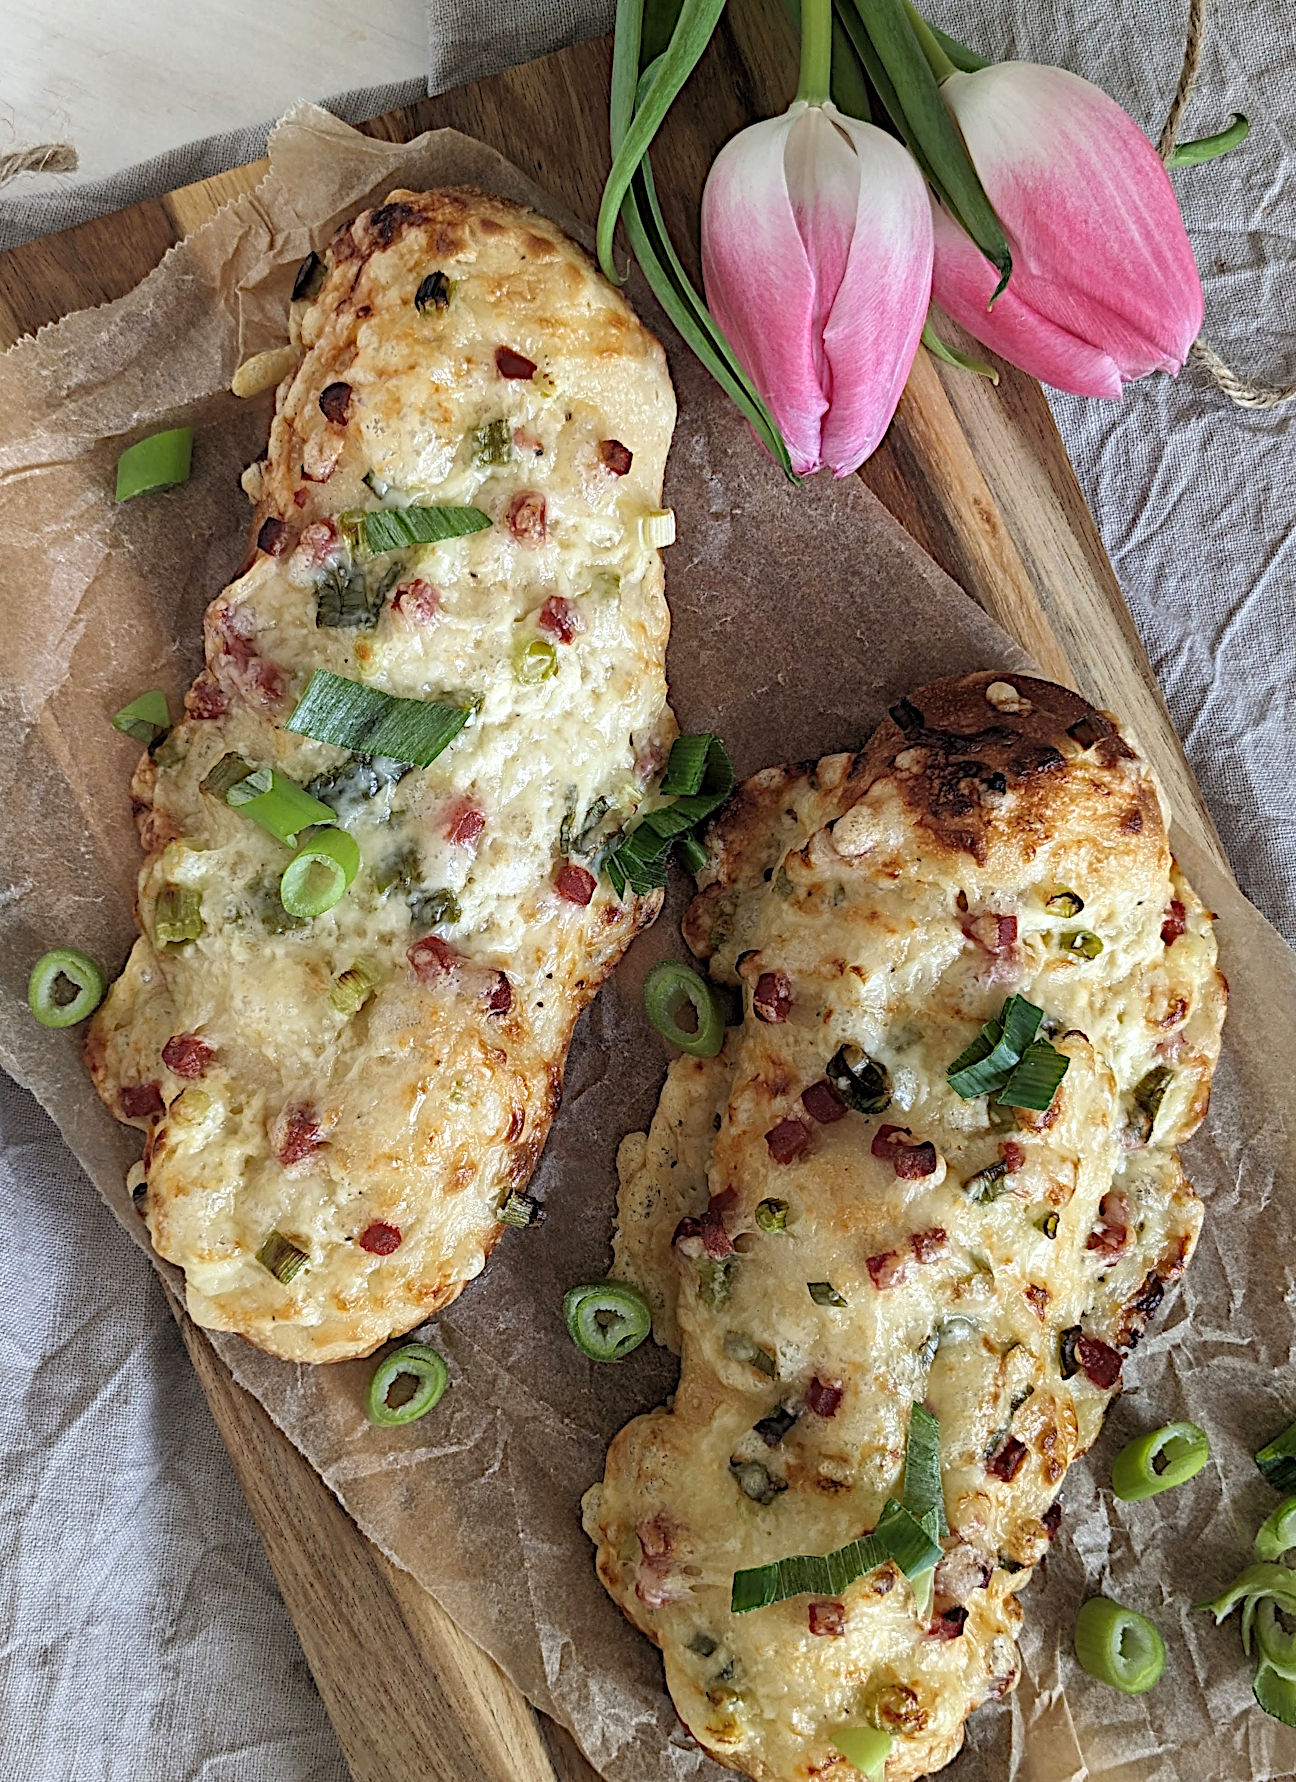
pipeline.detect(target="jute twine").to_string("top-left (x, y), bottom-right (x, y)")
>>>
top-left (0, 142), bottom-right (78, 188)
top-left (1162, 0), bottom-right (1296, 407)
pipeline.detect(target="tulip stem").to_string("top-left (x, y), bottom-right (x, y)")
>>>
top-left (796, 0), bottom-right (834, 104)
top-left (901, 1), bottom-right (957, 82)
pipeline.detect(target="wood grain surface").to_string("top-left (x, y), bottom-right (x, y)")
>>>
top-left (0, 11), bottom-right (1232, 1781)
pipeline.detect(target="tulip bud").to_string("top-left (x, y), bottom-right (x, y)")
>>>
top-left (701, 101), bottom-right (933, 476)
top-left (930, 62), bottom-right (1204, 398)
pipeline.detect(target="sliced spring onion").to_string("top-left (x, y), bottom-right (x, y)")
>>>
top-left (659, 731), bottom-right (719, 796)
top-left (27, 948), bottom-right (106, 1028)
top-left (497, 1191), bottom-right (541, 1228)
top-left (642, 960), bottom-right (724, 1057)
top-left (1255, 1662), bottom-right (1296, 1727)
top-left (280, 826), bottom-right (361, 919)
top-left (1196, 1562), bottom-right (1296, 1624)
top-left (292, 251), bottom-right (325, 301)
top-left (605, 732), bottom-right (735, 898)
top-left (115, 428), bottom-right (193, 501)
top-left (1045, 889), bottom-right (1085, 917)
top-left (153, 885), bottom-right (204, 946)
top-left (947, 994), bottom-right (1042, 1097)
top-left (345, 505), bottom-right (490, 554)
top-left (1073, 1597), bottom-right (1166, 1694)
top-left (963, 1159), bottom-right (1009, 1203)
top-left (999, 1040), bottom-right (1071, 1111)
top-left (1111, 1422), bottom-right (1209, 1501)
top-left (470, 418), bottom-right (512, 465)
top-left (1255, 1598), bottom-right (1296, 1683)
top-left (514, 638), bottom-right (558, 683)
top-left (315, 562), bottom-right (391, 630)
top-left (414, 270), bottom-right (451, 312)
top-left (731, 1496), bottom-right (939, 1613)
top-left (826, 1043), bottom-right (891, 1114)
top-left (676, 832), bottom-right (709, 876)
top-left (638, 508), bottom-right (675, 548)
top-left (328, 960), bottom-right (378, 1016)
top-left (831, 1726), bottom-right (893, 1779)
top-left (697, 1257), bottom-right (736, 1309)
top-left (901, 1402), bottom-right (948, 1542)
top-left (256, 1229), bottom-right (309, 1284)
top-left (724, 1331), bottom-right (778, 1377)
top-left (1129, 1065), bottom-right (1174, 1144)
top-left (563, 1281), bottom-right (652, 1361)
top-left (200, 751), bottom-right (255, 798)
top-left (227, 767), bottom-right (338, 846)
top-left (1057, 929), bottom-right (1104, 960)
top-left (730, 1457), bottom-right (785, 1504)
top-left (754, 1198), bottom-right (789, 1232)
top-left (409, 887), bottom-right (462, 929)
top-left (686, 1631), bottom-right (718, 1658)
top-left (1256, 1496), bottom-right (1296, 1562)
top-left (808, 1281), bottom-right (847, 1308)
top-left (1256, 1418), bottom-right (1296, 1492)
top-left (285, 669), bottom-right (471, 768)
top-left (365, 1342), bottom-right (449, 1426)
top-left (112, 689), bottom-right (170, 745)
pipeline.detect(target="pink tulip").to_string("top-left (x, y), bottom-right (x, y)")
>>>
top-left (701, 101), bottom-right (933, 476)
top-left (930, 62), bottom-right (1203, 398)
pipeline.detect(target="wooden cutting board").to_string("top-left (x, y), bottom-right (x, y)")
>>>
top-left (0, 14), bottom-right (1230, 1782)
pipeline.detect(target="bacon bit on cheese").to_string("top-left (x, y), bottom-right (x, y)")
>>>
top-left (161, 1034), bottom-right (213, 1079)
top-left (1002, 1140), bottom-right (1026, 1173)
top-left (962, 911), bottom-right (1018, 955)
top-left (556, 862), bottom-right (597, 906)
top-left (186, 674), bottom-right (228, 719)
top-left (496, 345), bottom-right (537, 379)
top-left (753, 970), bottom-right (792, 1023)
top-left (1161, 899), bottom-right (1187, 945)
top-left (318, 381), bottom-right (353, 424)
top-left (275, 1104), bottom-right (324, 1167)
top-left (1086, 1190), bottom-right (1130, 1258)
top-left (599, 438), bottom-right (633, 476)
top-left (256, 516), bottom-right (292, 557)
top-left (909, 1227), bottom-right (948, 1264)
top-left (444, 800), bottom-right (486, 846)
top-left (986, 1434), bottom-right (1029, 1481)
top-left (801, 1080), bottom-right (846, 1125)
top-left (698, 1191), bottom-right (737, 1260)
top-left (766, 1118), bottom-right (810, 1164)
top-left (507, 490), bottom-right (547, 546)
top-left (1042, 1501), bottom-right (1063, 1537)
top-left (483, 971), bottom-right (513, 1017)
top-left (296, 519), bottom-right (341, 565)
top-left (392, 579), bottom-right (441, 623)
top-left (871, 1125), bottom-right (938, 1178)
top-left (866, 1249), bottom-right (908, 1290)
top-left (357, 1221), bottom-right (402, 1255)
top-left (408, 934), bottom-right (460, 983)
top-left (808, 1601), bottom-right (845, 1636)
top-left (537, 595), bottom-right (584, 642)
top-left (120, 1082), bottom-right (164, 1119)
top-left (805, 1377), bottom-right (843, 1417)
top-left (929, 1607), bottom-right (969, 1640)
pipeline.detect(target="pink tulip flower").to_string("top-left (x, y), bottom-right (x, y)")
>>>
top-left (930, 62), bottom-right (1203, 398)
top-left (701, 101), bottom-right (933, 476)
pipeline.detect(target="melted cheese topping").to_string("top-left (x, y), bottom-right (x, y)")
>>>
top-left (587, 675), bottom-right (1226, 1782)
top-left (86, 190), bottom-right (676, 1361)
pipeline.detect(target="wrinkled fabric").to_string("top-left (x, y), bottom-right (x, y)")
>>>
top-left (1, 4), bottom-right (1293, 1780)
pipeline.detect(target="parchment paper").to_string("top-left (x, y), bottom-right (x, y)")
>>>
top-left (2, 104), bottom-right (1294, 1782)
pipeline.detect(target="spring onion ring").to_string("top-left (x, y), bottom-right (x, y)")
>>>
top-left (831, 1727), bottom-right (893, 1778)
top-left (642, 960), bottom-right (724, 1057)
top-left (1256, 1496), bottom-right (1296, 1563)
top-left (279, 826), bottom-right (361, 919)
top-left (27, 948), bottom-right (107, 1028)
top-left (563, 1281), bottom-right (652, 1362)
top-left (1073, 1596), bottom-right (1165, 1694)
top-left (115, 427), bottom-right (193, 501)
top-left (365, 1343), bottom-right (450, 1427)
top-left (1111, 1422), bottom-right (1210, 1501)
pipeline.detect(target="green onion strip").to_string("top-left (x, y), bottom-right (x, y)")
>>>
top-left (115, 428), bottom-right (194, 501)
top-left (605, 731), bottom-right (733, 898)
top-left (286, 669), bottom-right (471, 768)
top-left (112, 689), bottom-right (170, 745)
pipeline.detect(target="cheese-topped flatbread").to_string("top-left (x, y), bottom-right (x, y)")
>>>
top-left (87, 189), bottom-right (676, 1362)
top-left (586, 673), bottom-right (1226, 1782)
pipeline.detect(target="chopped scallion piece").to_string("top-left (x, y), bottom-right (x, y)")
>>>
top-left (723, 1332), bottom-right (777, 1377)
top-left (1073, 1597), bottom-right (1165, 1694)
top-left (497, 1191), bottom-right (542, 1228)
top-left (947, 994), bottom-right (1043, 1098)
top-left (315, 562), bottom-right (391, 630)
top-left (642, 960), bottom-right (724, 1058)
top-left (344, 504), bottom-right (490, 554)
top-left (1111, 1422), bottom-right (1210, 1501)
top-left (754, 1198), bottom-right (789, 1232)
top-left (604, 733), bottom-right (734, 898)
top-left (686, 1632), bottom-right (718, 1658)
top-left (154, 885), bottom-right (204, 946)
top-left (963, 1159), bottom-right (1009, 1202)
top-left (1255, 1661), bottom-right (1296, 1727)
top-left (1197, 1561), bottom-right (1296, 1624)
top-left (414, 271), bottom-right (451, 313)
top-left (365, 1342), bottom-right (450, 1426)
top-left (27, 948), bottom-right (106, 1028)
top-left (901, 1403), bottom-right (948, 1542)
top-left (637, 508), bottom-right (675, 548)
top-left (1057, 928), bottom-right (1103, 960)
top-left (280, 825), bottom-right (361, 919)
top-left (409, 887), bottom-right (462, 930)
top-left (998, 1040), bottom-right (1070, 1112)
top-left (514, 638), bottom-right (558, 683)
top-left (200, 751), bottom-right (255, 799)
top-left (826, 1043), bottom-right (891, 1115)
top-left (1044, 890), bottom-right (1084, 917)
top-left (112, 690), bottom-right (170, 746)
top-left (115, 428), bottom-right (193, 501)
top-left (292, 251), bottom-right (325, 302)
top-left (808, 1281), bottom-right (847, 1308)
top-left (285, 669), bottom-right (471, 768)
top-left (1255, 1598), bottom-right (1296, 1684)
top-left (1256, 1418), bottom-right (1296, 1493)
top-left (328, 960), bottom-right (378, 1016)
top-left (470, 418), bottom-right (512, 465)
top-left (730, 1496), bottom-right (939, 1613)
top-left (1129, 1065), bottom-right (1174, 1143)
top-left (676, 832), bottom-right (708, 876)
top-left (1037, 1210), bottom-right (1060, 1239)
top-left (697, 1257), bottom-right (735, 1309)
top-left (226, 767), bottom-right (338, 846)
top-left (1256, 1496), bottom-right (1296, 1563)
top-left (832, 1727), bottom-right (893, 1779)
top-left (256, 1229), bottom-right (309, 1284)
top-left (730, 1457), bottom-right (785, 1504)
top-left (563, 1281), bottom-right (652, 1361)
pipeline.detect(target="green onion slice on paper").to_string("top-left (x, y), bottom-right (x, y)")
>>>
top-left (1073, 1597), bottom-right (1165, 1694)
top-left (112, 689), bottom-right (170, 746)
top-left (115, 428), bottom-right (194, 501)
top-left (563, 1281), bottom-right (652, 1362)
top-left (1111, 1422), bottom-right (1209, 1502)
top-left (1255, 1418), bottom-right (1296, 1493)
top-left (286, 669), bottom-right (472, 769)
top-left (365, 1343), bottom-right (450, 1427)
top-left (27, 948), bottom-right (106, 1029)
top-left (642, 960), bottom-right (724, 1057)
top-left (1256, 1496), bottom-right (1296, 1563)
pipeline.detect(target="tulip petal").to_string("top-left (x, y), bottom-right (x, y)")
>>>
top-left (701, 108), bottom-right (832, 474)
top-left (930, 200), bottom-right (1125, 399)
top-left (940, 64), bottom-right (1203, 380)
top-left (818, 113), bottom-right (933, 474)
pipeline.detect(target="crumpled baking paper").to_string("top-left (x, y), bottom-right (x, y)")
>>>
top-left (0, 103), bottom-right (1294, 1782)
